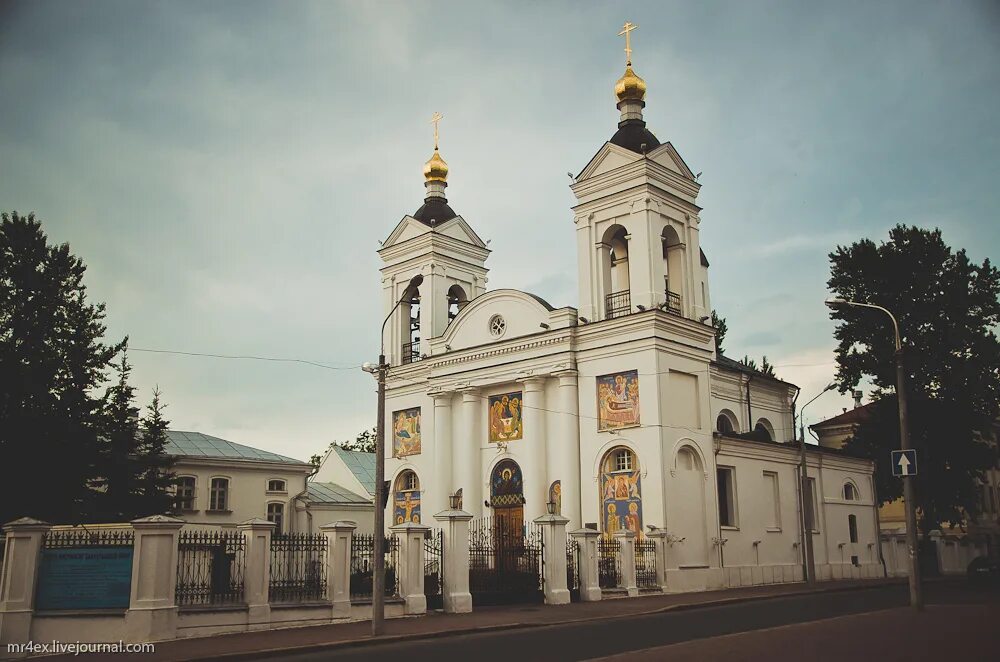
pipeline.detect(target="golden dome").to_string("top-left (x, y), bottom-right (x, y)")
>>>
top-left (423, 148), bottom-right (449, 183)
top-left (615, 65), bottom-right (647, 102)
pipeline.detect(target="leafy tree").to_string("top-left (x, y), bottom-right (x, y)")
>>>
top-left (311, 427), bottom-right (377, 465)
top-left (711, 309), bottom-right (727, 355)
top-left (0, 212), bottom-right (121, 524)
top-left (830, 225), bottom-right (1000, 533)
top-left (136, 386), bottom-right (177, 517)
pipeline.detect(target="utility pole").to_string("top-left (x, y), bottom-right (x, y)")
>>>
top-left (826, 297), bottom-right (922, 610)
top-left (798, 384), bottom-right (834, 585)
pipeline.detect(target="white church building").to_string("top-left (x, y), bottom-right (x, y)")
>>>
top-left (380, 34), bottom-right (882, 591)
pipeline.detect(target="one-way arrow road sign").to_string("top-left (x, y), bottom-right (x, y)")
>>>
top-left (891, 449), bottom-right (918, 477)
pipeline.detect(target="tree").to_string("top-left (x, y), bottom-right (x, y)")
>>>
top-left (96, 342), bottom-right (144, 520)
top-left (711, 309), bottom-right (727, 355)
top-left (739, 354), bottom-right (777, 378)
top-left (0, 212), bottom-right (121, 524)
top-left (829, 225), bottom-right (1000, 533)
top-left (135, 386), bottom-right (177, 517)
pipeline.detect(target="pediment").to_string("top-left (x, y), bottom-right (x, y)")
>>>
top-left (576, 142), bottom-right (643, 181)
top-left (648, 142), bottom-right (696, 181)
top-left (381, 215), bottom-right (487, 250)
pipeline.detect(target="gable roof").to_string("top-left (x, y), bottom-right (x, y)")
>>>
top-left (713, 354), bottom-right (797, 388)
top-left (810, 403), bottom-right (876, 430)
top-left (307, 481), bottom-right (371, 505)
top-left (164, 430), bottom-right (307, 465)
top-left (331, 446), bottom-right (376, 494)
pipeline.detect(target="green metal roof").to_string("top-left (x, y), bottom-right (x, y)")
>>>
top-left (165, 430), bottom-right (307, 465)
top-left (332, 446), bottom-right (376, 494)
top-left (307, 481), bottom-right (371, 505)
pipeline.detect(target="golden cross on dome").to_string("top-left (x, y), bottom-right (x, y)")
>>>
top-left (430, 112), bottom-right (443, 150)
top-left (618, 21), bottom-right (638, 65)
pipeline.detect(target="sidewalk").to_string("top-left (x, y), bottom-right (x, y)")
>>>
top-left (45, 578), bottom-right (904, 661)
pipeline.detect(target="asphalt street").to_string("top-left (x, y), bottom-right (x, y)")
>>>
top-left (251, 583), bottom-right (999, 661)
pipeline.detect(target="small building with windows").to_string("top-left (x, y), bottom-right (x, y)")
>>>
top-left (376, 34), bottom-right (881, 592)
top-left (166, 430), bottom-right (314, 533)
top-left (309, 445), bottom-right (377, 533)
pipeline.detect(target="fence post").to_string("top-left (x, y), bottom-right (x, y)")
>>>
top-left (646, 528), bottom-right (668, 591)
top-left (124, 515), bottom-right (184, 644)
top-left (433, 507), bottom-right (473, 614)
top-left (321, 521), bottom-right (356, 619)
top-left (569, 529), bottom-right (601, 602)
top-left (614, 529), bottom-right (638, 597)
top-left (0, 518), bottom-right (51, 658)
top-left (238, 518), bottom-right (275, 631)
top-left (533, 514), bottom-right (570, 605)
top-left (389, 522), bottom-right (430, 615)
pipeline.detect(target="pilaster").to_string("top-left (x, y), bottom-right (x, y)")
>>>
top-left (534, 514), bottom-right (570, 605)
top-left (238, 518), bottom-right (275, 631)
top-left (614, 529), bottom-right (639, 597)
top-left (569, 529), bottom-right (602, 602)
top-left (0, 518), bottom-right (51, 658)
top-left (433, 508), bottom-right (473, 614)
top-left (125, 515), bottom-right (184, 643)
top-left (321, 521), bottom-right (356, 619)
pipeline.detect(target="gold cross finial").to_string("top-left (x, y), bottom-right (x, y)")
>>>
top-left (618, 21), bottom-right (638, 66)
top-left (430, 112), bottom-right (443, 150)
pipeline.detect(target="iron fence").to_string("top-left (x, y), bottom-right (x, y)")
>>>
top-left (176, 530), bottom-right (246, 606)
top-left (269, 533), bottom-right (328, 603)
top-left (349, 533), bottom-right (399, 600)
top-left (424, 528), bottom-right (444, 609)
top-left (43, 528), bottom-right (134, 548)
top-left (604, 290), bottom-right (632, 320)
top-left (468, 516), bottom-right (543, 605)
top-left (598, 536), bottom-right (621, 589)
top-left (566, 537), bottom-right (580, 598)
top-left (635, 537), bottom-right (658, 589)
top-left (664, 290), bottom-right (682, 313)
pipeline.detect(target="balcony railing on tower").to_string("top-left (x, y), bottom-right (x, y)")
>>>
top-left (401, 341), bottom-right (421, 365)
top-left (664, 290), bottom-right (682, 314)
top-left (604, 290), bottom-right (631, 320)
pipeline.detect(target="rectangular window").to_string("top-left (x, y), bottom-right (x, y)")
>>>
top-left (764, 471), bottom-right (780, 530)
top-left (848, 514), bottom-right (859, 543)
top-left (209, 477), bottom-right (229, 511)
top-left (177, 477), bottom-right (196, 511)
top-left (806, 477), bottom-right (819, 532)
top-left (267, 502), bottom-right (284, 533)
top-left (717, 467), bottom-right (737, 527)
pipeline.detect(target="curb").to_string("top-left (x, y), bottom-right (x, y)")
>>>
top-left (187, 581), bottom-right (904, 661)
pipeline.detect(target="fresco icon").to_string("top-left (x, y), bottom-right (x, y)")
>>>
top-left (596, 370), bottom-right (640, 430)
top-left (488, 391), bottom-right (523, 442)
top-left (392, 407), bottom-right (421, 457)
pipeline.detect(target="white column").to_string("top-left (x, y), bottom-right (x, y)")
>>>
top-left (570, 529), bottom-right (602, 602)
top-left (321, 520), bottom-right (356, 619)
top-left (615, 529), bottom-right (639, 597)
top-left (433, 507), bottom-right (473, 614)
top-left (0, 517), bottom-right (51, 658)
top-left (553, 370), bottom-right (581, 528)
top-left (432, 392), bottom-right (454, 514)
top-left (125, 515), bottom-right (184, 643)
top-left (389, 522), bottom-right (430, 615)
top-left (534, 514), bottom-right (571, 605)
top-left (520, 377), bottom-right (548, 522)
top-left (456, 388), bottom-right (482, 518)
top-left (238, 518), bottom-right (275, 631)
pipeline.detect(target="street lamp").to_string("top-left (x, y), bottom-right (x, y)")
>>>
top-left (363, 295), bottom-right (411, 636)
top-left (825, 296), bottom-right (922, 610)
top-left (797, 382), bottom-right (836, 585)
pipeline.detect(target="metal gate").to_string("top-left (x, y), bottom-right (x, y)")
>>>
top-left (598, 536), bottom-right (621, 589)
top-left (424, 528), bottom-right (444, 610)
top-left (567, 537), bottom-right (581, 601)
top-left (468, 516), bottom-right (543, 605)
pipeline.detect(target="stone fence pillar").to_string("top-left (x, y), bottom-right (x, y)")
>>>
top-left (390, 522), bottom-right (430, 615)
top-left (534, 514), bottom-right (570, 605)
top-left (570, 529), bottom-right (601, 602)
top-left (0, 518), bottom-right (51, 659)
top-left (125, 515), bottom-right (184, 644)
top-left (238, 518), bottom-right (275, 631)
top-left (614, 529), bottom-right (638, 597)
top-left (434, 508), bottom-right (473, 614)
top-left (646, 529), bottom-right (669, 591)
top-left (321, 521), bottom-right (356, 619)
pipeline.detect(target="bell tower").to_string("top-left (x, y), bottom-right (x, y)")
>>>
top-left (571, 22), bottom-right (710, 324)
top-left (378, 113), bottom-right (490, 366)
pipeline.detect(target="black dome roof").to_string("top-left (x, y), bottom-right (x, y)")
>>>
top-left (610, 119), bottom-right (660, 154)
top-left (412, 198), bottom-right (457, 226)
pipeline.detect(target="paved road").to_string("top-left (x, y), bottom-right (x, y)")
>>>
top-left (254, 583), bottom-right (999, 661)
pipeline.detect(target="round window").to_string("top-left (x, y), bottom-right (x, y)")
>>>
top-left (488, 314), bottom-right (507, 337)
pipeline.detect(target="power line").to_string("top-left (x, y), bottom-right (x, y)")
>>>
top-left (130, 347), bottom-right (361, 372)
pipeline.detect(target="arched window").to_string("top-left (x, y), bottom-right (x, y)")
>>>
top-left (848, 514), bottom-right (858, 543)
top-left (267, 502), bottom-right (284, 533)
top-left (716, 410), bottom-right (738, 435)
top-left (401, 275), bottom-right (423, 364)
top-left (601, 225), bottom-right (631, 319)
top-left (661, 225), bottom-right (684, 314)
top-left (393, 470), bottom-right (421, 525)
top-left (267, 479), bottom-right (287, 493)
top-left (447, 284), bottom-right (468, 323)
top-left (209, 477), bottom-right (230, 512)
top-left (599, 447), bottom-right (642, 537)
top-left (843, 482), bottom-right (858, 501)
top-left (676, 447), bottom-right (699, 471)
top-left (754, 418), bottom-right (774, 442)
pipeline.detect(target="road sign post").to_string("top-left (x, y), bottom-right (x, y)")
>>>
top-left (891, 449), bottom-right (918, 477)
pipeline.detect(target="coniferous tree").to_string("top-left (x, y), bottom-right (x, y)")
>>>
top-left (98, 342), bottom-right (143, 520)
top-left (135, 386), bottom-right (176, 516)
top-left (0, 212), bottom-right (121, 524)
top-left (711, 309), bottom-right (727, 355)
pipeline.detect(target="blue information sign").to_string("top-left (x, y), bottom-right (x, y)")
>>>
top-left (891, 449), bottom-right (918, 477)
top-left (35, 547), bottom-right (133, 610)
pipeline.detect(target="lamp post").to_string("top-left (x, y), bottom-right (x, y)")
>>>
top-left (826, 297), bottom-right (922, 610)
top-left (362, 295), bottom-right (411, 636)
top-left (797, 382), bottom-right (835, 585)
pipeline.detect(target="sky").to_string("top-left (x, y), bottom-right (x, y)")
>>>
top-left (2, 0), bottom-right (998, 462)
